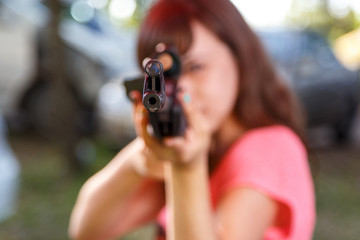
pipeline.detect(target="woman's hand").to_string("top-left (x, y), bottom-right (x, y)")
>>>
top-left (132, 90), bottom-right (212, 169)
top-left (164, 92), bottom-right (212, 167)
top-left (130, 90), bottom-right (165, 180)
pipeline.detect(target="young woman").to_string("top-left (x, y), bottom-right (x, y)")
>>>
top-left (69, 0), bottom-right (316, 239)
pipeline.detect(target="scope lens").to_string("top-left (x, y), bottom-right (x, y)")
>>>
top-left (145, 60), bottom-right (163, 77)
top-left (157, 53), bottom-right (173, 71)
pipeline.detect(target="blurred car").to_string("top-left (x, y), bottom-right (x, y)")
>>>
top-left (19, 15), bottom-right (139, 137)
top-left (0, 0), bottom-right (139, 137)
top-left (0, 0), bottom-right (45, 122)
top-left (257, 29), bottom-right (360, 142)
top-left (0, 110), bottom-right (20, 223)
top-left (96, 74), bottom-right (138, 147)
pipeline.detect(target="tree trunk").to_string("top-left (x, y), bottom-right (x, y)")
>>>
top-left (47, 0), bottom-right (82, 173)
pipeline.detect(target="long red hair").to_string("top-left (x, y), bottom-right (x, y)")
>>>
top-left (137, 0), bottom-right (306, 140)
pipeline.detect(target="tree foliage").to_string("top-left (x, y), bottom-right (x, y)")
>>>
top-left (286, 0), bottom-right (360, 42)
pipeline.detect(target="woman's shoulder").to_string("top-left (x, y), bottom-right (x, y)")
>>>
top-left (213, 124), bottom-right (308, 184)
top-left (241, 124), bottom-right (301, 142)
top-left (229, 124), bottom-right (305, 157)
top-left (211, 125), bottom-right (315, 239)
top-left (212, 124), bottom-right (311, 204)
top-left (214, 124), bottom-right (307, 178)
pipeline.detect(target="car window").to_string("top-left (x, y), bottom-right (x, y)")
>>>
top-left (258, 30), bottom-right (346, 83)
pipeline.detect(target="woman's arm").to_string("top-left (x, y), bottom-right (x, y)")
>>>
top-left (165, 160), bottom-right (216, 240)
top-left (166, 160), bottom-right (277, 240)
top-left (68, 138), bottom-right (165, 240)
top-left (216, 187), bottom-right (277, 240)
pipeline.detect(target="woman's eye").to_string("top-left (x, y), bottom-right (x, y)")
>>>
top-left (184, 63), bottom-right (204, 73)
top-left (190, 64), bottom-right (203, 71)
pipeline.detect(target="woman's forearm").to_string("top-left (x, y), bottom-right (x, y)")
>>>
top-left (165, 160), bottom-right (217, 240)
top-left (69, 139), bottom-right (164, 240)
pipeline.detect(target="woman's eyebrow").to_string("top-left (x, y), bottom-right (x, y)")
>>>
top-left (182, 52), bottom-right (209, 63)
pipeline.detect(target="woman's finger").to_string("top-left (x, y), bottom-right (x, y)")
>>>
top-left (140, 111), bottom-right (166, 157)
top-left (129, 90), bottom-right (142, 104)
top-left (133, 104), bottom-right (146, 137)
top-left (132, 96), bottom-right (171, 161)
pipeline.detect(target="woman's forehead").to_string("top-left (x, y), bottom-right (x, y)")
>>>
top-left (182, 21), bottom-right (224, 58)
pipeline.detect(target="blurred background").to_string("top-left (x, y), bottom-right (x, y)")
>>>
top-left (0, 0), bottom-right (359, 239)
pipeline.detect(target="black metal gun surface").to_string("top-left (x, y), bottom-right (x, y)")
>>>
top-left (142, 47), bottom-right (186, 139)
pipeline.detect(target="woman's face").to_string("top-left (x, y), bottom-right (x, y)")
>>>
top-left (178, 21), bottom-right (240, 133)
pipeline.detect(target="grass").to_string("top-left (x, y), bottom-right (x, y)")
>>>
top-left (0, 134), bottom-right (92, 240)
top-left (311, 147), bottom-right (360, 240)
top-left (0, 133), bottom-right (359, 239)
top-left (0, 133), bottom-right (156, 240)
